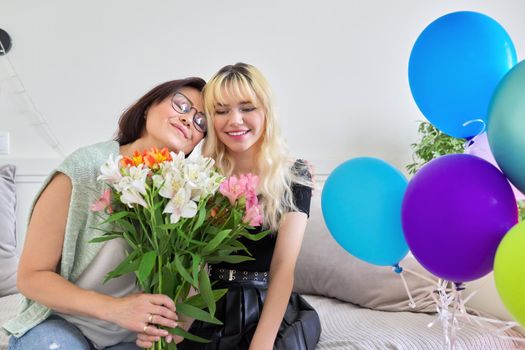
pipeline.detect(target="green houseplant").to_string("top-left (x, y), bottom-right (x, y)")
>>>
top-left (406, 121), bottom-right (466, 176)
top-left (407, 120), bottom-right (524, 221)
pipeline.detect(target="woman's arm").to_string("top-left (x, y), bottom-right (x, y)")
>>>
top-left (17, 173), bottom-right (177, 337)
top-left (249, 212), bottom-right (308, 350)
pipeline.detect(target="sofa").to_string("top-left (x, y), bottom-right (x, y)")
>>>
top-left (1, 163), bottom-right (524, 349)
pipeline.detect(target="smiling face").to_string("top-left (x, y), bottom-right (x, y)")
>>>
top-left (142, 86), bottom-right (205, 154)
top-left (212, 93), bottom-right (265, 156)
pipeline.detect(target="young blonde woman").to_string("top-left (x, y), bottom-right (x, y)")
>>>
top-left (181, 63), bottom-right (321, 349)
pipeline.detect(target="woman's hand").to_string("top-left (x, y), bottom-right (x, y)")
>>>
top-left (136, 332), bottom-right (185, 349)
top-left (105, 293), bottom-right (178, 336)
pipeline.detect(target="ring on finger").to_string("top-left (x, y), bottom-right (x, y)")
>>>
top-left (148, 313), bottom-right (154, 323)
top-left (143, 325), bottom-right (148, 333)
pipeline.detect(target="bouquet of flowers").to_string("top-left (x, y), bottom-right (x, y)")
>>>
top-left (91, 147), bottom-right (267, 349)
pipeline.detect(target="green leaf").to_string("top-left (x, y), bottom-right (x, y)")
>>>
top-left (101, 211), bottom-right (130, 224)
top-left (157, 223), bottom-right (180, 231)
top-left (117, 220), bottom-right (137, 236)
top-left (228, 239), bottom-right (251, 255)
top-left (518, 200), bottom-right (525, 222)
top-left (89, 226), bottom-right (120, 235)
top-left (162, 266), bottom-right (175, 296)
top-left (239, 229), bottom-right (271, 241)
top-left (202, 229), bottom-right (231, 254)
top-left (186, 289), bottom-right (228, 309)
top-left (104, 251), bottom-right (140, 283)
top-left (174, 254), bottom-right (196, 287)
top-left (176, 227), bottom-right (190, 241)
top-left (168, 326), bottom-right (210, 343)
top-left (122, 231), bottom-right (138, 250)
top-left (233, 210), bottom-right (241, 226)
top-left (193, 205), bottom-right (207, 231)
top-left (188, 240), bottom-right (207, 247)
top-left (204, 226), bottom-right (220, 236)
top-left (199, 268), bottom-right (215, 316)
top-left (180, 281), bottom-right (192, 301)
top-left (191, 253), bottom-right (201, 287)
top-left (176, 302), bottom-right (223, 325)
top-left (154, 204), bottom-right (164, 232)
top-left (206, 255), bottom-right (255, 264)
top-left (89, 234), bottom-right (122, 243)
top-left (215, 246), bottom-right (241, 255)
top-left (138, 251), bottom-right (157, 284)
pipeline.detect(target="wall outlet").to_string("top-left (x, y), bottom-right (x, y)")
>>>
top-left (0, 131), bottom-right (10, 155)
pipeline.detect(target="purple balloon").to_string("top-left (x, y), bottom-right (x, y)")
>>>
top-left (465, 133), bottom-right (525, 201)
top-left (402, 154), bottom-right (518, 282)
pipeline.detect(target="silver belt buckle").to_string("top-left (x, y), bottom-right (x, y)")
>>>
top-left (228, 269), bottom-right (235, 281)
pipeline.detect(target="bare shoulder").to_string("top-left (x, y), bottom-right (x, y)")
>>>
top-left (29, 172), bottom-right (72, 238)
top-left (36, 172), bottom-right (72, 206)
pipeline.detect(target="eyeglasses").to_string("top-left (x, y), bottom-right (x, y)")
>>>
top-left (171, 92), bottom-right (207, 133)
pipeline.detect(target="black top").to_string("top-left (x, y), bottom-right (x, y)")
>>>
top-left (213, 160), bottom-right (312, 272)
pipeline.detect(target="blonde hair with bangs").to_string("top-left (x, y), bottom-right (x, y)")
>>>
top-left (203, 63), bottom-right (313, 231)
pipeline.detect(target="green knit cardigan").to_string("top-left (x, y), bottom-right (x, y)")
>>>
top-left (3, 140), bottom-right (119, 337)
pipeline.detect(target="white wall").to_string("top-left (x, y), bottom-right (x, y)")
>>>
top-left (1, 0), bottom-right (523, 174)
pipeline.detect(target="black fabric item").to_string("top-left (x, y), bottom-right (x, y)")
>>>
top-left (213, 160), bottom-right (313, 272)
top-left (178, 281), bottom-right (321, 350)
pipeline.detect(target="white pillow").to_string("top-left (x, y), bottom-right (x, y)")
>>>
top-left (0, 164), bottom-right (18, 297)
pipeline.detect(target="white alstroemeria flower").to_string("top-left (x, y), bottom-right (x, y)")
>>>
top-left (152, 174), bottom-right (165, 190)
top-left (185, 162), bottom-right (202, 184)
top-left (169, 151), bottom-right (186, 169)
top-left (184, 162), bottom-right (205, 201)
top-left (97, 154), bottom-right (123, 184)
top-left (183, 156), bottom-right (219, 201)
top-left (163, 187), bottom-right (197, 224)
top-left (152, 162), bottom-right (173, 189)
top-left (204, 173), bottom-right (224, 196)
top-left (120, 188), bottom-right (148, 208)
top-left (156, 170), bottom-right (186, 200)
top-left (115, 165), bottom-right (149, 208)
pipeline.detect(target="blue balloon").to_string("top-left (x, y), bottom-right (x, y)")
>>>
top-left (409, 11), bottom-right (517, 138)
top-left (321, 157), bottom-right (409, 266)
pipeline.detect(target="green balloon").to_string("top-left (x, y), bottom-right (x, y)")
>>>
top-left (494, 221), bottom-right (525, 327)
top-left (488, 60), bottom-right (525, 194)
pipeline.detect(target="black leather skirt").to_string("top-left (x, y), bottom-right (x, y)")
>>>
top-left (178, 280), bottom-right (321, 350)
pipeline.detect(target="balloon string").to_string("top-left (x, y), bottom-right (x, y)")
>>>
top-left (428, 279), bottom-right (453, 348)
top-left (462, 118), bottom-right (487, 145)
top-left (427, 280), bottom-right (525, 347)
top-left (393, 264), bottom-right (417, 309)
top-left (449, 283), bottom-right (466, 349)
top-left (402, 266), bottom-right (440, 285)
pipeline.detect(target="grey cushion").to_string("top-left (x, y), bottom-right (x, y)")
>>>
top-left (294, 190), bottom-right (437, 312)
top-left (0, 165), bottom-right (18, 297)
top-left (302, 294), bottom-right (525, 349)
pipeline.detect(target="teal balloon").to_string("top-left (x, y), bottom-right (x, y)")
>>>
top-left (488, 60), bottom-right (525, 194)
top-left (321, 157), bottom-right (409, 266)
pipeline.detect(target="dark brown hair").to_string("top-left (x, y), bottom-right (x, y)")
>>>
top-left (115, 77), bottom-right (206, 145)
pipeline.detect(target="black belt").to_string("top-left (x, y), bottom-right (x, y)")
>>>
top-left (208, 266), bottom-right (269, 283)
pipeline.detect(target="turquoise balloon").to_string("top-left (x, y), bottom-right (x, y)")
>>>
top-left (321, 157), bottom-right (409, 266)
top-left (488, 60), bottom-right (525, 194)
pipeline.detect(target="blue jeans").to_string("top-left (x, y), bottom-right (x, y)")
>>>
top-left (8, 315), bottom-right (140, 350)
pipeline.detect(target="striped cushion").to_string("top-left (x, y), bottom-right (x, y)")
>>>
top-left (303, 295), bottom-right (525, 349)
